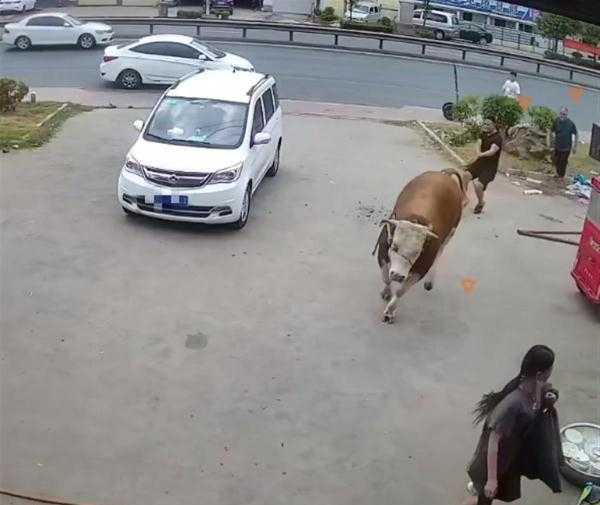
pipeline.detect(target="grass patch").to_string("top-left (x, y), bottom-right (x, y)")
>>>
top-left (429, 124), bottom-right (600, 180)
top-left (0, 102), bottom-right (91, 151)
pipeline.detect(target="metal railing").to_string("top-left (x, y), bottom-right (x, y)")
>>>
top-left (2, 16), bottom-right (599, 89)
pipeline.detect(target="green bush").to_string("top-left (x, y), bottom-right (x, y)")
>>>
top-left (341, 21), bottom-right (393, 33)
top-left (445, 122), bottom-right (482, 147)
top-left (0, 79), bottom-right (29, 113)
top-left (528, 105), bottom-right (556, 132)
top-left (572, 51), bottom-right (583, 60)
top-left (453, 96), bottom-right (481, 123)
top-left (320, 6), bottom-right (338, 23)
top-left (481, 95), bottom-right (523, 130)
top-left (176, 10), bottom-right (203, 18)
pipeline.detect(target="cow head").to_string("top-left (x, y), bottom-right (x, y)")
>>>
top-left (380, 219), bottom-right (439, 283)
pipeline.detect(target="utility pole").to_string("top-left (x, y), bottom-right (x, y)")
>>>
top-left (205, 0), bottom-right (210, 17)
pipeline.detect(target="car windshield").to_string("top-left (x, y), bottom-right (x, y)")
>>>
top-left (354, 5), bottom-right (370, 13)
top-left (64, 15), bottom-right (83, 26)
top-left (145, 97), bottom-right (247, 149)
top-left (192, 39), bottom-right (226, 59)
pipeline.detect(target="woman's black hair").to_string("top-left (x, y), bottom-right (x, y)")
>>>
top-left (473, 345), bottom-right (555, 424)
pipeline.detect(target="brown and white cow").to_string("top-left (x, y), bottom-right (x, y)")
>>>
top-left (373, 168), bottom-right (471, 323)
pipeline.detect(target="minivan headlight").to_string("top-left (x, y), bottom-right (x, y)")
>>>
top-left (124, 155), bottom-right (144, 177)
top-left (208, 162), bottom-right (243, 184)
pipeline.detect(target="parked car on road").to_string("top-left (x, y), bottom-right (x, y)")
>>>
top-left (344, 1), bottom-right (383, 23)
top-left (100, 34), bottom-right (254, 89)
top-left (118, 69), bottom-right (283, 229)
top-left (2, 13), bottom-right (112, 50)
top-left (0, 0), bottom-right (36, 13)
top-left (412, 8), bottom-right (459, 40)
top-left (458, 23), bottom-right (493, 45)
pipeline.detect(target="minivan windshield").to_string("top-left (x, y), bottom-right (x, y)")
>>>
top-left (145, 97), bottom-right (248, 149)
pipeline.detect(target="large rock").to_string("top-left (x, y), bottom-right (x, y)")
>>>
top-left (504, 125), bottom-right (552, 161)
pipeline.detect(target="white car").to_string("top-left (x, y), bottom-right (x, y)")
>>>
top-left (118, 69), bottom-right (283, 229)
top-left (100, 34), bottom-right (254, 89)
top-left (0, 0), bottom-right (36, 13)
top-left (412, 8), bottom-right (459, 40)
top-left (2, 13), bottom-right (113, 50)
top-left (345, 1), bottom-right (383, 23)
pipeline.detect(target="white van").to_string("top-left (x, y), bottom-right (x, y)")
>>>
top-left (345, 1), bottom-right (383, 24)
top-left (412, 9), bottom-right (459, 40)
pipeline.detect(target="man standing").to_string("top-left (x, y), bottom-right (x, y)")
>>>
top-left (502, 72), bottom-right (521, 99)
top-left (466, 120), bottom-right (503, 214)
top-left (550, 107), bottom-right (578, 180)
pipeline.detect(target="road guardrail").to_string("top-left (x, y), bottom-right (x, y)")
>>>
top-left (2, 16), bottom-right (599, 89)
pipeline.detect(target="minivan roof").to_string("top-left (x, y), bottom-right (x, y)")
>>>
top-left (167, 69), bottom-right (270, 104)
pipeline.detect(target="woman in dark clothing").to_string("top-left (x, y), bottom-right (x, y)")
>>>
top-left (461, 345), bottom-right (556, 505)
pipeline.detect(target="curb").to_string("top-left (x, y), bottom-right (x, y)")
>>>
top-left (416, 121), bottom-right (465, 166)
top-left (36, 103), bottom-right (69, 128)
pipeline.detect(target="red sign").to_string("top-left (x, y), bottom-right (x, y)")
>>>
top-left (564, 38), bottom-right (600, 57)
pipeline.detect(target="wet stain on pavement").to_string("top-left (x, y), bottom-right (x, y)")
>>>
top-left (185, 332), bottom-right (208, 350)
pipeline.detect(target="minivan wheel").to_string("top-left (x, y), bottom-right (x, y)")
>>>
top-left (78, 33), bottom-right (96, 49)
top-left (266, 144), bottom-right (281, 177)
top-left (15, 36), bottom-right (32, 50)
top-left (118, 69), bottom-right (142, 90)
top-left (434, 30), bottom-right (445, 40)
top-left (231, 185), bottom-right (251, 230)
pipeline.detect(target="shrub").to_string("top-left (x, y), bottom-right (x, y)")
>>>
top-left (453, 96), bottom-right (481, 123)
top-left (176, 10), bottom-right (203, 18)
top-left (445, 122), bottom-right (482, 147)
top-left (341, 21), bottom-right (393, 33)
top-left (481, 95), bottom-right (523, 131)
top-left (528, 105), bottom-right (556, 132)
top-left (320, 6), bottom-right (337, 23)
top-left (0, 79), bottom-right (29, 113)
top-left (572, 51), bottom-right (583, 60)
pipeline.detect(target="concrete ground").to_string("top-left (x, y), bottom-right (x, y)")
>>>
top-left (0, 105), bottom-right (598, 505)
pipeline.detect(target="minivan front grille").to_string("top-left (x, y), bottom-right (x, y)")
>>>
top-left (143, 166), bottom-right (211, 188)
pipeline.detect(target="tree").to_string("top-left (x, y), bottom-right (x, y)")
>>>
top-left (581, 22), bottom-right (600, 46)
top-left (422, 0), bottom-right (431, 27)
top-left (536, 13), bottom-right (580, 52)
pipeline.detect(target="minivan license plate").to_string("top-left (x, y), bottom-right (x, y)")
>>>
top-left (154, 195), bottom-right (188, 206)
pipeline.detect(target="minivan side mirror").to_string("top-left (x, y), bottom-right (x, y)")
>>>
top-left (253, 132), bottom-right (271, 146)
top-left (133, 120), bottom-right (144, 131)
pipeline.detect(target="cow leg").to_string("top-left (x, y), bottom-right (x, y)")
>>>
top-left (382, 273), bottom-right (420, 324)
top-left (424, 228), bottom-right (455, 292)
top-left (380, 262), bottom-right (392, 301)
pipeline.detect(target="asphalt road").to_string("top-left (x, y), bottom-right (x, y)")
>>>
top-left (1, 38), bottom-right (600, 129)
top-left (1, 107), bottom-right (597, 505)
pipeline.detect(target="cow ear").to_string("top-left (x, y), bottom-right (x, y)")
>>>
top-left (379, 219), bottom-right (396, 243)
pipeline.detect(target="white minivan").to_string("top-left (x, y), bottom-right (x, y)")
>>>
top-left (412, 9), bottom-right (459, 40)
top-left (118, 69), bottom-right (283, 229)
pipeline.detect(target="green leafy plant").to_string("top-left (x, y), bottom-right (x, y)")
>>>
top-left (444, 122), bottom-right (482, 147)
top-left (572, 51), bottom-right (583, 60)
top-left (481, 95), bottom-right (523, 131)
top-left (341, 21), bottom-right (393, 33)
top-left (528, 105), bottom-right (557, 132)
top-left (320, 6), bottom-right (338, 23)
top-left (537, 13), bottom-right (580, 52)
top-left (0, 79), bottom-right (29, 113)
top-left (176, 10), bottom-right (204, 18)
top-left (453, 96), bottom-right (481, 123)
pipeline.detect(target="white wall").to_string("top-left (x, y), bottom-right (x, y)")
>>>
top-left (273, 0), bottom-right (314, 14)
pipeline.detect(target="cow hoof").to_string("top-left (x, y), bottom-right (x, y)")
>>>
top-left (382, 313), bottom-right (395, 324)
top-left (381, 287), bottom-right (392, 301)
top-left (424, 281), bottom-right (433, 291)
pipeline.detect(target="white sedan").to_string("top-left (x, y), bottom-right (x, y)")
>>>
top-left (0, 0), bottom-right (36, 13)
top-left (2, 13), bottom-right (112, 50)
top-left (100, 34), bottom-right (254, 89)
